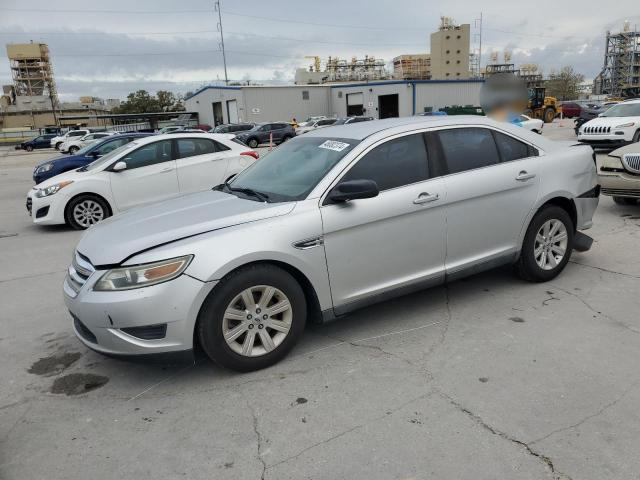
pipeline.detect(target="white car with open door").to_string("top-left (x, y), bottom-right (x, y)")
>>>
top-left (27, 133), bottom-right (259, 229)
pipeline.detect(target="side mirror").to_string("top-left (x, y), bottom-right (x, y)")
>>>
top-left (597, 113), bottom-right (604, 117)
top-left (328, 179), bottom-right (379, 203)
top-left (112, 161), bottom-right (127, 172)
top-left (90, 151), bottom-right (100, 158)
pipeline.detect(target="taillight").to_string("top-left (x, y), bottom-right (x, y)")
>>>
top-left (241, 151), bottom-right (259, 160)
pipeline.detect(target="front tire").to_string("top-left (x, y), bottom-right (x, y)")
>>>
top-left (632, 130), bottom-right (640, 143)
top-left (69, 146), bottom-right (79, 154)
top-left (26, 145), bottom-right (34, 152)
top-left (543, 107), bottom-right (556, 123)
top-left (515, 205), bottom-right (574, 282)
top-left (65, 194), bottom-right (110, 230)
top-left (55, 142), bottom-right (62, 150)
top-left (197, 264), bottom-right (307, 372)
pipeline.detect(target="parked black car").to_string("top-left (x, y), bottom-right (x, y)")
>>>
top-left (574, 102), bottom-right (605, 135)
top-left (234, 122), bottom-right (296, 148)
top-left (212, 123), bottom-right (255, 134)
top-left (17, 134), bottom-right (57, 151)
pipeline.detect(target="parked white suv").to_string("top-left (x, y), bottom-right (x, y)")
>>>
top-left (578, 99), bottom-right (640, 148)
top-left (295, 118), bottom-right (337, 135)
top-left (50, 129), bottom-right (91, 150)
top-left (60, 132), bottom-right (116, 154)
top-left (27, 134), bottom-right (259, 229)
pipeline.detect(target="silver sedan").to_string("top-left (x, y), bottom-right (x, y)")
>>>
top-left (64, 116), bottom-right (599, 371)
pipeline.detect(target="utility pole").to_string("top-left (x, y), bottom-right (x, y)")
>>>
top-left (215, 0), bottom-right (229, 85)
top-left (478, 12), bottom-right (483, 77)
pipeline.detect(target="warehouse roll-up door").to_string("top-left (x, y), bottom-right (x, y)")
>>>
top-left (346, 92), bottom-right (364, 116)
top-left (227, 100), bottom-right (238, 124)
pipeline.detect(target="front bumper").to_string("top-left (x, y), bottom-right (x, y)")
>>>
top-left (64, 266), bottom-right (217, 357)
top-left (598, 171), bottom-right (640, 198)
top-left (578, 130), bottom-right (635, 148)
top-left (26, 189), bottom-right (69, 225)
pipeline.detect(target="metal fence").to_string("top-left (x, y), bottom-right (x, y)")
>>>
top-left (0, 130), bottom-right (38, 145)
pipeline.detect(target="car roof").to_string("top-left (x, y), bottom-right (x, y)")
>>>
top-left (304, 115), bottom-right (502, 140)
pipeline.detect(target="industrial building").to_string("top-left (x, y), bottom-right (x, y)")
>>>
top-left (430, 17), bottom-right (471, 80)
top-left (594, 22), bottom-right (640, 98)
top-left (393, 54), bottom-right (431, 80)
top-left (185, 80), bottom-right (483, 127)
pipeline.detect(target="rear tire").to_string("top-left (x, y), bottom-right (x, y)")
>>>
top-left (515, 205), bottom-right (574, 282)
top-left (55, 142), bottom-right (62, 150)
top-left (613, 196), bottom-right (638, 205)
top-left (26, 145), bottom-right (34, 152)
top-left (65, 194), bottom-right (110, 230)
top-left (197, 264), bottom-right (306, 372)
top-left (69, 146), bottom-right (79, 154)
top-left (281, 135), bottom-right (291, 143)
top-left (247, 138), bottom-right (259, 149)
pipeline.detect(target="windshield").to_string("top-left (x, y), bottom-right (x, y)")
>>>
top-left (75, 141), bottom-right (100, 156)
top-left (84, 142), bottom-right (138, 171)
top-left (228, 137), bottom-right (360, 202)
top-left (333, 118), bottom-right (349, 125)
top-left (601, 103), bottom-right (640, 117)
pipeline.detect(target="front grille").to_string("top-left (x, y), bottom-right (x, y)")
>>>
top-left (622, 154), bottom-right (640, 174)
top-left (66, 250), bottom-right (95, 294)
top-left (72, 314), bottom-right (98, 344)
top-left (602, 187), bottom-right (640, 197)
top-left (583, 125), bottom-right (612, 134)
top-left (121, 324), bottom-right (167, 340)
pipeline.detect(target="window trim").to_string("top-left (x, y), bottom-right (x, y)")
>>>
top-left (175, 137), bottom-right (228, 159)
top-left (315, 124), bottom-right (545, 204)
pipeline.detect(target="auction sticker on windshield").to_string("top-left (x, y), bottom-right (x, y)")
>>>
top-left (318, 140), bottom-right (350, 152)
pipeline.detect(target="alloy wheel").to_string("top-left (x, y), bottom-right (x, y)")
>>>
top-left (222, 285), bottom-right (293, 357)
top-left (534, 219), bottom-right (568, 270)
top-left (72, 199), bottom-right (105, 228)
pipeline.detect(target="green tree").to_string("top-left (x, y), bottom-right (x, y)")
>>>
top-left (545, 66), bottom-right (585, 101)
top-left (113, 90), bottom-right (185, 113)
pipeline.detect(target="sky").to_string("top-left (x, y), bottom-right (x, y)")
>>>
top-left (1, 0), bottom-right (639, 101)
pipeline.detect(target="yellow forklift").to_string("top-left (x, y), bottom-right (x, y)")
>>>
top-left (525, 87), bottom-right (559, 123)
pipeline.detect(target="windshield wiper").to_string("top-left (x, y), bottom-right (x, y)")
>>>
top-left (219, 181), bottom-right (270, 202)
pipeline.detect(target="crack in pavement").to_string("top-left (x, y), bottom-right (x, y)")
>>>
top-left (247, 401), bottom-right (267, 480)
top-left (265, 390), bottom-right (436, 472)
top-left (437, 390), bottom-right (572, 480)
top-left (529, 378), bottom-right (640, 446)
top-left (551, 285), bottom-right (640, 335)
top-left (0, 269), bottom-right (66, 284)
top-left (569, 260), bottom-right (640, 279)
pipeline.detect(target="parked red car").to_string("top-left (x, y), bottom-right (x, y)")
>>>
top-left (194, 124), bottom-right (212, 131)
top-left (560, 102), bottom-right (581, 118)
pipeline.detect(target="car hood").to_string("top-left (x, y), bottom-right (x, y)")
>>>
top-left (608, 143), bottom-right (640, 158)
top-left (36, 154), bottom-right (83, 169)
top-left (34, 168), bottom-right (90, 189)
top-left (76, 190), bottom-right (296, 266)
top-left (582, 117), bottom-right (634, 128)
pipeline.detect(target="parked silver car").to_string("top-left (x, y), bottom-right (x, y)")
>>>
top-left (64, 116), bottom-right (599, 371)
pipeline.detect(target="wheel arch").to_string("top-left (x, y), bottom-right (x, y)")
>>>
top-left (192, 258), bottom-right (324, 353)
top-left (64, 191), bottom-right (114, 220)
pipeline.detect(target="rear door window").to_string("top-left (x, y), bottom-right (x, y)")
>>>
top-left (341, 133), bottom-right (429, 191)
top-left (493, 131), bottom-right (534, 162)
top-left (177, 138), bottom-right (230, 158)
top-left (437, 128), bottom-right (500, 174)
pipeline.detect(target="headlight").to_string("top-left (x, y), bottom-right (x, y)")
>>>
top-left (615, 122), bottom-right (635, 128)
top-left (35, 163), bottom-right (54, 174)
top-left (93, 255), bottom-right (193, 291)
top-left (34, 180), bottom-right (73, 198)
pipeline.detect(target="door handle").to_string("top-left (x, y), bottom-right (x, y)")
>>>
top-left (516, 171), bottom-right (536, 181)
top-left (160, 167), bottom-right (173, 173)
top-left (413, 192), bottom-right (440, 204)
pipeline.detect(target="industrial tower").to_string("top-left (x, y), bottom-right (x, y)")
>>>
top-left (594, 23), bottom-right (640, 98)
top-left (6, 42), bottom-right (59, 111)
